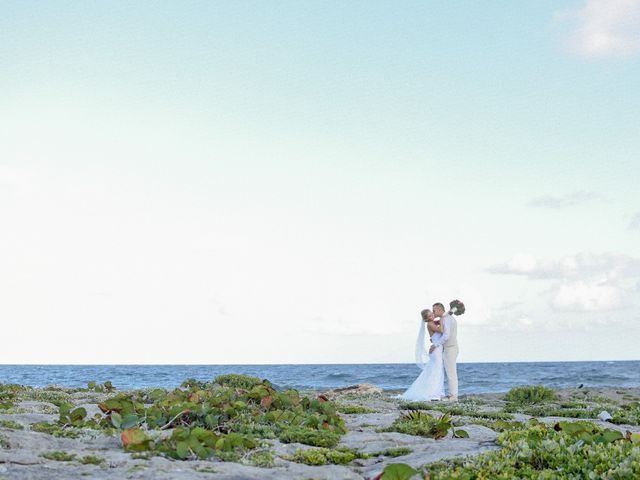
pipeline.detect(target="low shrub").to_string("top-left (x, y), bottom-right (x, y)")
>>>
top-left (0, 419), bottom-right (23, 430)
top-left (336, 403), bottom-right (377, 414)
top-left (278, 426), bottom-right (341, 448)
top-left (79, 455), bottom-right (105, 465)
top-left (378, 447), bottom-right (412, 457)
top-left (214, 374), bottom-right (265, 390)
top-left (379, 412), bottom-right (453, 439)
top-left (289, 447), bottom-right (368, 465)
top-left (426, 421), bottom-right (640, 479)
top-left (505, 385), bottom-right (556, 404)
top-left (40, 451), bottom-right (76, 461)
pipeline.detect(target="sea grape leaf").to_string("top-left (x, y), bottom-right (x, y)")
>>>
top-left (260, 396), bottom-right (274, 409)
top-left (176, 441), bottom-right (189, 459)
top-left (215, 437), bottom-right (227, 451)
top-left (121, 428), bottom-right (150, 452)
top-left (111, 411), bottom-right (122, 429)
top-left (70, 407), bottom-right (87, 423)
top-left (379, 463), bottom-right (419, 480)
top-left (600, 430), bottom-right (623, 443)
top-left (121, 414), bottom-right (141, 429)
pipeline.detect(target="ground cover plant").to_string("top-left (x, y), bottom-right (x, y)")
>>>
top-left (612, 401), bottom-right (640, 425)
top-left (500, 387), bottom-right (640, 425)
top-left (87, 380), bottom-right (115, 393)
top-left (335, 403), bottom-right (378, 414)
top-left (425, 420), bottom-right (640, 479)
top-left (287, 447), bottom-right (369, 465)
top-left (40, 451), bottom-right (77, 461)
top-left (0, 419), bottom-right (23, 430)
top-left (78, 454), bottom-right (105, 465)
top-left (503, 403), bottom-right (603, 418)
top-left (377, 447), bottom-right (412, 457)
top-left (401, 401), bottom-right (513, 421)
top-left (0, 384), bottom-right (23, 410)
top-left (29, 375), bottom-right (348, 462)
top-left (505, 385), bottom-right (556, 404)
top-left (379, 411), bottom-right (468, 439)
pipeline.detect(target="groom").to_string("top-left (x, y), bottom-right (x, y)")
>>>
top-left (429, 302), bottom-right (459, 401)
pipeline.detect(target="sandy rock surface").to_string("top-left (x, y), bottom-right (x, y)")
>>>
top-left (1, 385), bottom-right (640, 479)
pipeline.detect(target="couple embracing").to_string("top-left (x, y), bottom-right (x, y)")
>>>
top-left (401, 300), bottom-right (464, 402)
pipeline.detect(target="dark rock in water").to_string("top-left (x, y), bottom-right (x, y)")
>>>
top-left (322, 383), bottom-right (383, 399)
top-left (578, 384), bottom-right (584, 389)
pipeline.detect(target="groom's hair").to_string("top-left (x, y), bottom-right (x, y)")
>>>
top-left (432, 302), bottom-right (445, 311)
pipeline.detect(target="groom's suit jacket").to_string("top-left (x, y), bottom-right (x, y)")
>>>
top-left (434, 313), bottom-right (458, 348)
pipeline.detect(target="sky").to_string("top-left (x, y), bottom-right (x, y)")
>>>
top-left (1, 0), bottom-right (639, 364)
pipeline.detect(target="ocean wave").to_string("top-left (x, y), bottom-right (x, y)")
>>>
top-left (323, 373), bottom-right (354, 379)
top-left (1, 362), bottom-right (639, 393)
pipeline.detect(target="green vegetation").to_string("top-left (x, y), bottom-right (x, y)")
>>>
top-left (502, 399), bottom-right (640, 426)
top-left (87, 381), bottom-right (115, 393)
top-left (505, 385), bottom-right (556, 404)
top-left (499, 389), bottom-right (640, 426)
top-left (503, 403), bottom-right (600, 418)
top-left (289, 447), bottom-right (368, 465)
top-left (31, 421), bottom-right (84, 438)
top-left (612, 401), bottom-right (640, 425)
top-left (424, 421), bottom-right (640, 479)
top-left (22, 389), bottom-right (71, 406)
top-left (246, 449), bottom-right (275, 467)
top-left (0, 433), bottom-right (9, 449)
top-left (377, 447), bottom-right (412, 457)
top-left (29, 374), bottom-right (348, 462)
top-left (278, 425), bottom-right (341, 447)
top-left (468, 418), bottom-right (526, 432)
top-left (40, 451), bottom-right (77, 461)
top-left (401, 401), bottom-right (513, 421)
top-left (79, 455), bottom-right (105, 465)
top-left (287, 445), bottom-right (412, 466)
top-left (379, 411), bottom-right (457, 439)
top-left (213, 374), bottom-right (264, 390)
top-left (0, 419), bottom-right (23, 430)
top-left (0, 384), bottom-right (22, 410)
top-left (336, 403), bottom-right (377, 414)
top-left (377, 463), bottom-right (421, 480)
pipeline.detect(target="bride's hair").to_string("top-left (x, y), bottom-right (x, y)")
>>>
top-left (421, 309), bottom-right (432, 321)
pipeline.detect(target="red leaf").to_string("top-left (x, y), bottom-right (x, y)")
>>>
top-left (121, 428), bottom-right (147, 447)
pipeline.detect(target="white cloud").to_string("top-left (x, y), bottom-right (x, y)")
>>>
top-left (0, 166), bottom-right (37, 193)
top-left (477, 301), bottom-right (535, 331)
top-left (630, 212), bottom-right (640, 230)
top-left (504, 253), bottom-right (538, 274)
top-left (528, 191), bottom-right (604, 209)
top-left (490, 252), bottom-right (640, 312)
top-left (551, 279), bottom-right (626, 311)
top-left (557, 0), bottom-right (640, 58)
top-left (490, 252), bottom-right (640, 279)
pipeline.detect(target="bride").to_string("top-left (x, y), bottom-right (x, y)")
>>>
top-left (400, 309), bottom-right (445, 401)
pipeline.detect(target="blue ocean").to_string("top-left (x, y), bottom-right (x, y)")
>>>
top-left (1, 362), bottom-right (639, 394)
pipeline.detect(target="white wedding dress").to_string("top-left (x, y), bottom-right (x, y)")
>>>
top-left (400, 330), bottom-right (445, 401)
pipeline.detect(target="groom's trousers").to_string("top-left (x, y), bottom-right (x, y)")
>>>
top-left (443, 345), bottom-right (459, 398)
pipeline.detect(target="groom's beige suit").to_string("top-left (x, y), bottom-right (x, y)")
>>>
top-left (433, 313), bottom-right (458, 399)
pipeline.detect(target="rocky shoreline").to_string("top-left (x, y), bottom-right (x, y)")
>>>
top-left (1, 379), bottom-right (639, 479)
